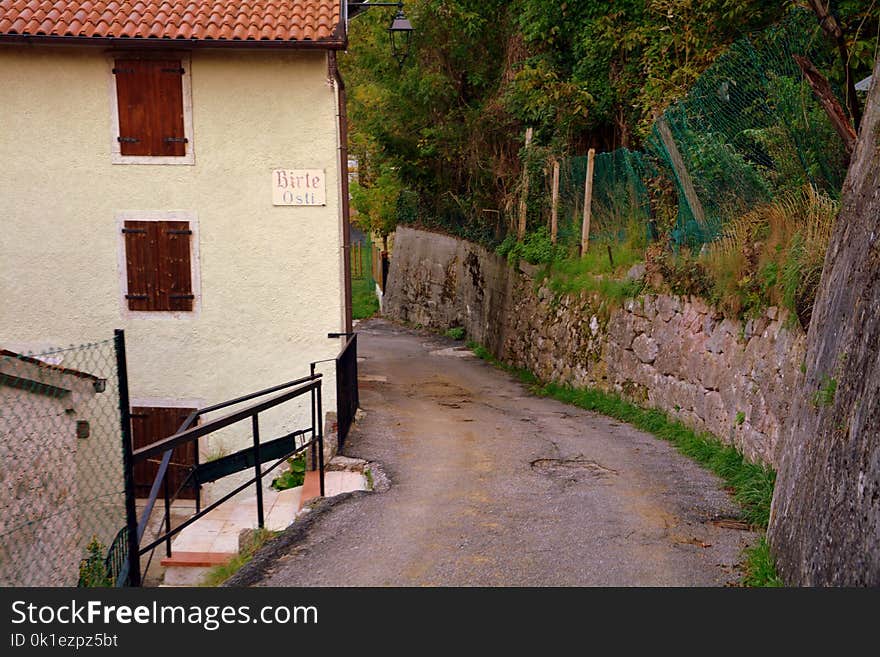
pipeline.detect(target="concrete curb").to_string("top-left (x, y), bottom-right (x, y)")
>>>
top-left (222, 461), bottom-right (389, 587)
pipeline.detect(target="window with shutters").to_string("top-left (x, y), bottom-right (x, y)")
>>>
top-left (117, 212), bottom-right (200, 315)
top-left (109, 55), bottom-right (194, 164)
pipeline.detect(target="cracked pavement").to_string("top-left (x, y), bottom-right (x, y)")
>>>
top-left (232, 318), bottom-right (755, 587)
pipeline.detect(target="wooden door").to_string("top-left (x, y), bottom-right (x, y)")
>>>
top-left (131, 406), bottom-right (197, 499)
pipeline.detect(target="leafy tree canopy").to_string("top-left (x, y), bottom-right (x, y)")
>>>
top-left (340, 0), bottom-right (876, 237)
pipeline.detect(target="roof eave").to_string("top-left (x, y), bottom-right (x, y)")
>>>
top-left (0, 33), bottom-right (347, 50)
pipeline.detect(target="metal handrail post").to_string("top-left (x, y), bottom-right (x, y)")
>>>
top-left (253, 414), bottom-right (265, 529)
top-left (163, 476), bottom-right (171, 557)
top-left (310, 362), bottom-right (317, 470)
top-left (114, 329), bottom-right (141, 587)
top-left (317, 382), bottom-right (325, 497)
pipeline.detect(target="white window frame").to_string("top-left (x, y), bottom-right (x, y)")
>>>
top-left (115, 210), bottom-right (202, 320)
top-left (107, 53), bottom-right (195, 165)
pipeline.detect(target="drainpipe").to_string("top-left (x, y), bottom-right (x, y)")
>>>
top-left (329, 50), bottom-right (353, 335)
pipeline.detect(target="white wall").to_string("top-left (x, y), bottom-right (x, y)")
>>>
top-left (0, 46), bottom-right (346, 466)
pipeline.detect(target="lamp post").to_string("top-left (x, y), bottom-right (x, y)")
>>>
top-left (349, 2), bottom-right (414, 66)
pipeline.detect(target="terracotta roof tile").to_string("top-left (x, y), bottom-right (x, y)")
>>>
top-left (0, 1), bottom-right (344, 45)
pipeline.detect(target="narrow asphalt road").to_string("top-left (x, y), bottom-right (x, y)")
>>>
top-left (237, 318), bottom-right (754, 586)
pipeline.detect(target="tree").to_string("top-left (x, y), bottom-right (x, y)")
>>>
top-left (805, 0), bottom-right (879, 129)
top-left (768, 57), bottom-right (880, 585)
top-left (350, 167), bottom-right (404, 249)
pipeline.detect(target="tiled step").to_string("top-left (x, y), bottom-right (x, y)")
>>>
top-left (299, 470), bottom-right (322, 510)
top-left (298, 470), bottom-right (368, 510)
top-left (160, 551), bottom-right (237, 568)
top-left (160, 551), bottom-right (239, 586)
top-left (159, 471), bottom-right (367, 585)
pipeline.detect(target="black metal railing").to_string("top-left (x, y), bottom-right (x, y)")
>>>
top-left (117, 350), bottom-right (325, 586)
top-left (312, 333), bottom-right (360, 450)
top-left (335, 334), bottom-right (359, 448)
top-left (105, 526), bottom-right (129, 586)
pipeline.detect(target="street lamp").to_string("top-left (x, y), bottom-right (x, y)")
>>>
top-left (349, 2), bottom-right (414, 66)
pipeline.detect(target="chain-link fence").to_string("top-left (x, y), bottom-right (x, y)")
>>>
top-left (0, 337), bottom-right (127, 587)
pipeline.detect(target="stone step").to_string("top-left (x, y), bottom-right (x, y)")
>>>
top-left (161, 551), bottom-right (237, 586)
top-left (160, 551), bottom-right (237, 568)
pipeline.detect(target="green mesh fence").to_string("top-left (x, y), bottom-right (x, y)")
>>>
top-left (540, 9), bottom-right (849, 252)
top-left (554, 148), bottom-right (656, 251)
top-left (646, 9), bottom-right (848, 248)
top-left (0, 338), bottom-right (127, 587)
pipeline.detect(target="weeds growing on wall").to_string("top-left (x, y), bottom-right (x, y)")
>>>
top-left (544, 218), bottom-right (649, 303)
top-left (271, 454), bottom-right (307, 491)
top-left (496, 226), bottom-right (560, 265)
top-left (700, 187), bottom-right (838, 327)
top-left (568, 187), bottom-right (840, 330)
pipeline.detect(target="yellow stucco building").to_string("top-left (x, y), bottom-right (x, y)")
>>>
top-left (0, 3), bottom-right (354, 498)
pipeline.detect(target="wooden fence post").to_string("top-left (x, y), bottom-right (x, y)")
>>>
top-left (517, 127), bottom-right (533, 241)
top-left (581, 148), bottom-right (595, 256)
top-left (550, 158), bottom-right (560, 245)
top-left (656, 116), bottom-right (707, 229)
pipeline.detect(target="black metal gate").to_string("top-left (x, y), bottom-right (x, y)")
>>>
top-left (335, 334), bottom-right (359, 448)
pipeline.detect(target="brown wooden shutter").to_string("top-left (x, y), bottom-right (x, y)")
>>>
top-left (115, 59), bottom-right (186, 157)
top-left (157, 222), bottom-right (194, 311)
top-left (131, 406), bottom-right (197, 499)
top-left (130, 408), bottom-right (155, 497)
top-left (154, 62), bottom-right (187, 156)
top-left (122, 220), bottom-right (159, 310)
top-left (123, 220), bottom-right (193, 312)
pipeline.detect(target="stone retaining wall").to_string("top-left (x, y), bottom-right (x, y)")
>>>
top-left (384, 226), bottom-right (807, 467)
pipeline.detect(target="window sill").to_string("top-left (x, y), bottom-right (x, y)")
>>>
top-left (111, 152), bottom-right (195, 166)
top-left (122, 309), bottom-right (199, 321)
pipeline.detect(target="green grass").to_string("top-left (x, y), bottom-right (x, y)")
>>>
top-left (201, 528), bottom-right (279, 587)
top-left (552, 238), bottom-right (644, 280)
top-left (351, 242), bottom-right (380, 319)
top-left (466, 341), bottom-right (538, 386)
top-left (352, 274), bottom-right (379, 319)
top-left (496, 222), bottom-right (649, 311)
top-left (741, 536), bottom-right (783, 587)
top-left (468, 341), bottom-right (782, 586)
top-left (445, 327), bottom-right (466, 340)
top-left (543, 228), bottom-right (648, 309)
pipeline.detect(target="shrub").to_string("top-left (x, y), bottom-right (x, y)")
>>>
top-left (496, 226), bottom-right (559, 266)
top-left (78, 537), bottom-right (111, 587)
top-left (271, 454), bottom-right (307, 491)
